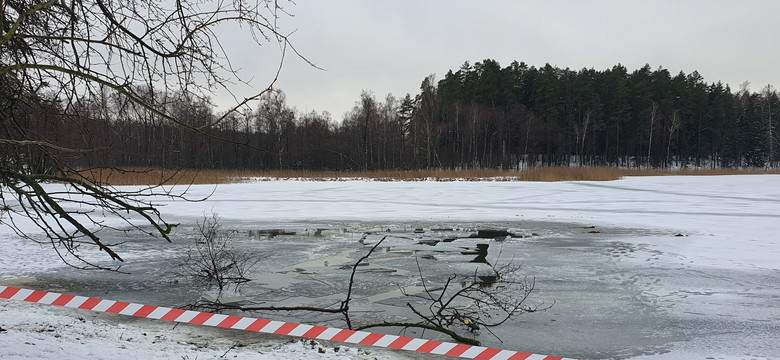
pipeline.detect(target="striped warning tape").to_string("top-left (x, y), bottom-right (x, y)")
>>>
top-left (0, 285), bottom-right (576, 360)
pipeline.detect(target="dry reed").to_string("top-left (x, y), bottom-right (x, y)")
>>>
top-left (69, 166), bottom-right (780, 186)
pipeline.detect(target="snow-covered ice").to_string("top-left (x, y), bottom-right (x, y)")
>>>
top-left (2, 175), bottom-right (779, 359)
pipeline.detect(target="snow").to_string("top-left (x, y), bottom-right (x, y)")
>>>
top-left (162, 175), bottom-right (780, 270)
top-left (2, 175), bottom-right (779, 359)
top-left (0, 297), bottom-right (390, 360)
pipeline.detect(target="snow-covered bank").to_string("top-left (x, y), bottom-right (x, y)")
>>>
top-left (0, 296), bottom-right (403, 360)
top-left (2, 175), bottom-right (779, 359)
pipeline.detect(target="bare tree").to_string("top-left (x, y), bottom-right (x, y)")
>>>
top-left (574, 109), bottom-right (591, 167)
top-left (666, 109), bottom-right (681, 168)
top-left (0, 0), bottom-right (311, 268)
top-left (176, 213), bottom-right (260, 293)
top-left (255, 89), bottom-right (296, 169)
top-left (647, 101), bottom-right (659, 167)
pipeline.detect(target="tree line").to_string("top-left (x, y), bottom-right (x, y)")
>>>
top-left (3, 60), bottom-right (778, 173)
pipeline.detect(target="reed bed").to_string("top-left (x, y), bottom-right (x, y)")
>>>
top-left (69, 167), bottom-right (780, 186)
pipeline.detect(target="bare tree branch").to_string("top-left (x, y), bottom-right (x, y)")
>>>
top-left (1, 0), bottom-right (312, 266)
top-left (190, 233), bottom-right (549, 345)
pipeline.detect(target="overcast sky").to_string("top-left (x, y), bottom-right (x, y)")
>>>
top-left (227, 0), bottom-right (780, 121)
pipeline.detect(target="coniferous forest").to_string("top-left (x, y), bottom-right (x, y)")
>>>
top-left (3, 59), bottom-right (779, 173)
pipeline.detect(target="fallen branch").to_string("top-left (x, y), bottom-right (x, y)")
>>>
top-left (355, 321), bottom-right (480, 346)
top-left (192, 233), bottom-right (548, 345)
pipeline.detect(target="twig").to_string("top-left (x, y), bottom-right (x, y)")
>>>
top-left (342, 235), bottom-right (387, 329)
top-left (220, 343), bottom-right (240, 358)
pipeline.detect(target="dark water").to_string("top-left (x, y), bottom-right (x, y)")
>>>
top-left (15, 221), bottom-right (780, 360)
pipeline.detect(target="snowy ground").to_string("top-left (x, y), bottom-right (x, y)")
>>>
top-left (2, 175), bottom-right (779, 359)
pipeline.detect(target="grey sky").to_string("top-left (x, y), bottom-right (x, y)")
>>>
top-left (228, 0), bottom-right (780, 120)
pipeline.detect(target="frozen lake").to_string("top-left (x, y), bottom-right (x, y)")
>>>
top-left (10, 219), bottom-right (780, 360)
top-left (2, 175), bottom-right (780, 359)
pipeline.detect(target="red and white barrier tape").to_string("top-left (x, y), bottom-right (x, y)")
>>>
top-left (0, 285), bottom-right (576, 360)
